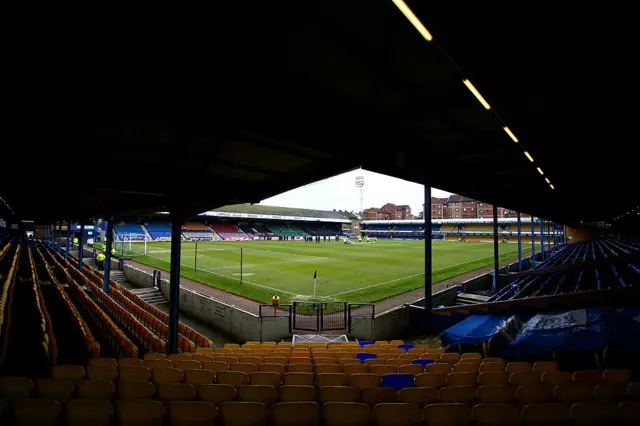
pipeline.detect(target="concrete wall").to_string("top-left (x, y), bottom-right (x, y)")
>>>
top-left (122, 264), bottom-right (155, 288)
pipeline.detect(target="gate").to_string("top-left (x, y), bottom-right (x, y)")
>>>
top-left (321, 301), bottom-right (348, 331)
top-left (292, 301), bottom-right (348, 332)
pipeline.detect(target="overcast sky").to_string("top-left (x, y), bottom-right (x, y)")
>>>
top-left (260, 168), bottom-right (452, 214)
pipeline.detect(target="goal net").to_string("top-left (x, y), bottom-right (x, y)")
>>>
top-left (114, 234), bottom-right (149, 257)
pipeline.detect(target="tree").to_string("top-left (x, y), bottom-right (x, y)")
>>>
top-left (417, 211), bottom-right (424, 220)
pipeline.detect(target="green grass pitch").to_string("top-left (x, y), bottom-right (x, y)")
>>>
top-left (116, 239), bottom-right (531, 304)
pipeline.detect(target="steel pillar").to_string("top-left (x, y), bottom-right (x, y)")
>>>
top-left (103, 219), bottom-right (114, 293)
top-left (57, 222), bottom-right (61, 253)
top-left (540, 219), bottom-right (545, 260)
top-left (167, 210), bottom-right (182, 354)
top-left (531, 217), bottom-right (536, 266)
top-left (65, 220), bottom-right (71, 261)
top-left (424, 186), bottom-right (432, 312)
top-left (77, 219), bottom-right (85, 272)
top-left (517, 212), bottom-right (522, 272)
top-left (492, 204), bottom-right (499, 293)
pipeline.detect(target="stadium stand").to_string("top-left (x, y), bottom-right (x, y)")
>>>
top-left (142, 220), bottom-right (172, 241)
top-left (1, 336), bottom-right (639, 425)
top-left (210, 224), bottom-right (249, 240)
top-left (114, 221), bottom-right (146, 241)
top-left (265, 224), bottom-right (304, 238)
top-left (303, 223), bottom-right (341, 236)
top-left (181, 222), bottom-right (220, 241)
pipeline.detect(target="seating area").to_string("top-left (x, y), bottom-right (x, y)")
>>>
top-left (113, 222), bottom-right (146, 241)
top-left (210, 224), bottom-right (249, 240)
top-left (490, 238), bottom-right (639, 302)
top-left (142, 220), bottom-right (172, 241)
top-left (181, 222), bottom-right (220, 241)
top-left (303, 224), bottom-right (341, 236)
top-left (265, 225), bottom-right (305, 237)
top-left (1, 339), bottom-right (639, 425)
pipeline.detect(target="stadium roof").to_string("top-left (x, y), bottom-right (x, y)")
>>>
top-left (206, 204), bottom-right (349, 221)
top-left (3, 2), bottom-right (638, 230)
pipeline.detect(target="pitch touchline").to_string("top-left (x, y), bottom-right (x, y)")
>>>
top-left (203, 257), bottom-right (328, 271)
top-left (141, 253), bottom-right (299, 296)
top-left (325, 253), bottom-right (504, 297)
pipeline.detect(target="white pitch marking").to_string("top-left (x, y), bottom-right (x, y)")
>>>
top-left (325, 253), bottom-right (506, 298)
top-left (203, 257), bottom-right (327, 271)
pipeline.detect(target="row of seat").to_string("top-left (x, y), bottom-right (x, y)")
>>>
top-left (28, 246), bottom-right (56, 363)
top-left (45, 250), bottom-right (139, 358)
top-left (36, 248), bottom-right (100, 359)
top-left (63, 249), bottom-right (213, 350)
top-left (0, 243), bottom-right (19, 348)
top-left (3, 398), bottom-right (639, 426)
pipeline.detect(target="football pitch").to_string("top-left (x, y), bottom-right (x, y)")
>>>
top-left (118, 239), bottom-right (531, 304)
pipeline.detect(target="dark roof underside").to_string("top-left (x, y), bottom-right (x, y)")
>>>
top-left (2, 2), bottom-right (638, 230)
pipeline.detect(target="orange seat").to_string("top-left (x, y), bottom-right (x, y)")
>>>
top-left (476, 385), bottom-right (515, 403)
top-left (573, 370), bottom-right (604, 386)
top-left (471, 403), bottom-right (520, 426)
top-left (423, 403), bottom-right (470, 426)
top-left (438, 386), bottom-right (477, 404)
top-left (370, 365), bottom-right (398, 377)
top-left (414, 373), bottom-right (446, 389)
top-left (515, 384), bottom-right (554, 405)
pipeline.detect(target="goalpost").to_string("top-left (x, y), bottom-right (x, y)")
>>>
top-left (114, 233), bottom-right (148, 257)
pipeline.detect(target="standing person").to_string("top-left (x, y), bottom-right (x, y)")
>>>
top-left (96, 252), bottom-right (106, 270)
top-left (73, 236), bottom-right (79, 248)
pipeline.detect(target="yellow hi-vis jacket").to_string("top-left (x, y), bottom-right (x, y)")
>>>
top-left (96, 253), bottom-right (106, 262)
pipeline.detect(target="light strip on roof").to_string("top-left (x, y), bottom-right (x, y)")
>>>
top-left (392, 0), bottom-right (433, 41)
top-left (537, 167), bottom-right (544, 175)
top-left (463, 79), bottom-right (491, 109)
top-left (545, 178), bottom-right (550, 184)
top-left (503, 127), bottom-right (518, 143)
top-left (549, 184), bottom-right (555, 189)
top-left (524, 151), bottom-right (534, 162)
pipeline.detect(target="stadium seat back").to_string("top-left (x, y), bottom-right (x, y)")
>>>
top-left (119, 358), bottom-right (145, 368)
top-left (603, 368), bottom-right (633, 383)
top-left (541, 371), bottom-right (572, 386)
top-left (76, 380), bottom-right (115, 400)
top-left (439, 385), bottom-right (477, 404)
top-left (398, 386), bottom-right (438, 406)
top-left (157, 383), bottom-right (198, 401)
top-left (219, 401), bottom-right (269, 426)
top-left (287, 364), bottom-right (313, 373)
top-left (117, 381), bottom-right (156, 399)
top-left (570, 401), bottom-right (617, 425)
top-left (446, 372), bottom-right (477, 387)
top-left (461, 353), bottom-right (482, 360)
top-left (279, 385), bottom-right (317, 402)
top-left (471, 403), bottom-right (520, 426)
top-left (628, 382), bottom-right (640, 400)
top-left (197, 384), bottom-right (237, 405)
top-left (532, 361), bottom-right (559, 373)
top-left (505, 362), bottom-right (532, 374)
top-left (515, 384), bottom-right (554, 405)
top-left (478, 372), bottom-right (508, 386)
top-left (217, 371), bottom-right (248, 387)
top-left (146, 359), bottom-right (173, 370)
top-left (573, 370), bottom-right (604, 386)
top-left (119, 366), bottom-right (151, 382)
top-left (36, 378), bottom-right (75, 399)
top-left (317, 373), bottom-right (348, 387)
top-left (426, 363), bottom-right (451, 374)
top-left (453, 363), bottom-right (478, 373)
top-left (65, 399), bottom-right (113, 426)
top-left (184, 369), bottom-right (215, 385)
top-left (373, 402), bottom-right (421, 426)
top-left (250, 372), bottom-right (281, 387)
top-left (344, 364), bottom-right (369, 376)
top-left (370, 365), bottom-right (398, 377)
top-left (152, 367), bottom-right (182, 384)
top-left (553, 384), bottom-right (594, 403)
top-left (322, 402), bottom-right (371, 426)
top-left (202, 361), bottom-right (229, 373)
top-left (398, 364), bottom-right (424, 376)
top-left (272, 401), bottom-right (320, 426)
top-left (231, 362), bottom-right (257, 374)
top-left (143, 353), bottom-right (167, 361)
top-left (0, 376), bottom-right (33, 399)
top-left (476, 385), bottom-right (515, 403)
top-left (90, 357), bottom-right (118, 368)
top-left (191, 354), bottom-right (215, 364)
top-left (316, 364), bottom-right (341, 374)
top-left (423, 403), bottom-right (470, 426)
top-left (168, 401), bottom-right (218, 426)
top-left (238, 384), bottom-right (278, 406)
top-left (117, 399), bottom-right (166, 426)
top-left (283, 372), bottom-right (314, 386)
top-left (260, 363), bottom-right (286, 376)
top-left (169, 353), bottom-right (192, 362)
top-left (349, 373), bottom-right (381, 389)
top-left (479, 363), bottom-right (505, 373)
top-left (12, 398), bottom-right (61, 426)
top-left (593, 383), bottom-right (627, 402)
top-left (175, 360), bottom-right (201, 371)
top-left (362, 387), bottom-right (398, 406)
top-left (509, 371), bottom-right (541, 387)
top-left (319, 386), bottom-right (361, 403)
top-left (618, 401), bottom-right (640, 426)
top-left (521, 403), bottom-right (569, 426)
top-left (88, 365), bottom-right (118, 381)
top-left (52, 364), bottom-right (85, 381)
top-left (263, 357), bottom-right (288, 365)
top-left (414, 372), bottom-right (446, 389)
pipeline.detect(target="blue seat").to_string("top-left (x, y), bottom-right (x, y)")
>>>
top-left (411, 359), bottom-right (434, 367)
top-left (398, 344), bottom-right (414, 350)
top-left (381, 373), bottom-right (414, 389)
top-left (356, 353), bottom-right (376, 363)
top-left (359, 341), bottom-right (374, 347)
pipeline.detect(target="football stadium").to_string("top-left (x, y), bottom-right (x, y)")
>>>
top-left (1, 1), bottom-right (639, 425)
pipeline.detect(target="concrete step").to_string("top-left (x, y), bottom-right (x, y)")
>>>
top-left (129, 287), bottom-right (168, 305)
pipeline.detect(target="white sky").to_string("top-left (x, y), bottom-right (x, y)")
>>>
top-left (260, 168), bottom-right (452, 214)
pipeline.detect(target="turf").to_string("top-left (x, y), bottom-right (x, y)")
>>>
top-left (115, 239), bottom-right (532, 304)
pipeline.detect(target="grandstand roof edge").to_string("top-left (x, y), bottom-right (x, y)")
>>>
top-left (361, 218), bottom-right (539, 225)
top-left (199, 210), bottom-right (350, 223)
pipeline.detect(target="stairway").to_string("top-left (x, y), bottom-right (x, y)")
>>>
top-left (130, 287), bottom-right (168, 305)
top-left (452, 292), bottom-right (491, 306)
